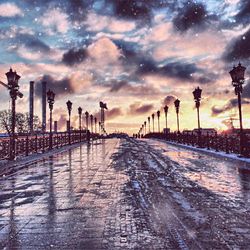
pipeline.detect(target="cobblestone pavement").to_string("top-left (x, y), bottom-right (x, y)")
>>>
top-left (0, 138), bottom-right (250, 249)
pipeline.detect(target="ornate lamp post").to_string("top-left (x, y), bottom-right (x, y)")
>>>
top-left (5, 68), bottom-right (22, 160)
top-left (98, 121), bottom-right (101, 134)
top-left (78, 107), bottom-right (82, 142)
top-left (47, 89), bottom-right (55, 149)
top-left (174, 99), bottom-right (180, 133)
top-left (152, 113), bottom-right (155, 133)
top-left (157, 110), bottom-right (160, 133)
top-left (85, 111), bottom-right (89, 131)
top-left (229, 62), bottom-right (246, 155)
top-left (66, 100), bottom-right (72, 144)
top-left (78, 107), bottom-right (82, 130)
top-left (164, 105), bottom-right (169, 133)
top-left (90, 114), bottom-right (93, 133)
top-left (148, 117), bottom-right (150, 133)
top-left (94, 117), bottom-right (97, 133)
top-left (144, 121), bottom-right (147, 135)
top-left (193, 87), bottom-right (202, 145)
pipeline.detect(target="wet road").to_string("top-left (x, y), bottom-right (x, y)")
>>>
top-left (0, 138), bottom-right (250, 249)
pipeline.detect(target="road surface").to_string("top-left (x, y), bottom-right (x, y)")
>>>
top-left (0, 138), bottom-right (250, 249)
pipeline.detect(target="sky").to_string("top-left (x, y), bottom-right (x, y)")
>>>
top-left (0, 0), bottom-right (250, 134)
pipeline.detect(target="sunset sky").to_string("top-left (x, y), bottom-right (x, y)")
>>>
top-left (0, 0), bottom-right (250, 134)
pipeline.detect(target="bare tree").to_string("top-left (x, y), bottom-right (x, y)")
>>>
top-left (0, 110), bottom-right (42, 135)
top-left (0, 110), bottom-right (12, 135)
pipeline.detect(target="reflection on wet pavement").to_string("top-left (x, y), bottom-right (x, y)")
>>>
top-left (1, 138), bottom-right (250, 249)
top-left (147, 139), bottom-right (250, 203)
top-left (0, 139), bottom-right (122, 249)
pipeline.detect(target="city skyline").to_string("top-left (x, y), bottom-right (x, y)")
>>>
top-left (0, 0), bottom-right (250, 134)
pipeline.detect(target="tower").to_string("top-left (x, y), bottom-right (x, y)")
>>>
top-left (29, 81), bottom-right (34, 134)
top-left (100, 101), bottom-right (108, 134)
top-left (42, 81), bottom-right (47, 133)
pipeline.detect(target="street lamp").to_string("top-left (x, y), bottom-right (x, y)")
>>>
top-left (47, 89), bottom-right (55, 149)
top-left (152, 113), bottom-right (155, 133)
top-left (148, 116), bottom-right (150, 133)
top-left (85, 111), bottom-right (89, 131)
top-left (157, 110), bottom-right (160, 133)
top-left (174, 99), bottom-right (180, 133)
top-left (90, 114), bottom-right (93, 133)
top-left (193, 87), bottom-right (202, 145)
top-left (78, 107), bottom-right (82, 142)
top-left (98, 121), bottom-right (101, 134)
top-left (6, 68), bottom-right (21, 160)
top-left (144, 121), bottom-right (147, 135)
top-left (66, 100), bottom-right (72, 144)
top-left (229, 62), bottom-right (246, 155)
top-left (94, 117), bottom-right (97, 133)
top-left (164, 105), bottom-right (169, 133)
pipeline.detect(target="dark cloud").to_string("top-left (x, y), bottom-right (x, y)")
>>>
top-left (108, 0), bottom-right (177, 22)
top-left (109, 0), bottom-right (151, 21)
top-left (235, 1), bottom-right (250, 24)
top-left (62, 48), bottom-right (88, 66)
top-left (173, 2), bottom-right (210, 32)
top-left (243, 81), bottom-right (250, 99)
top-left (138, 59), bottom-right (200, 81)
top-left (160, 62), bottom-right (199, 80)
top-left (109, 80), bottom-right (129, 92)
top-left (163, 95), bottom-right (176, 106)
top-left (128, 103), bottom-right (154, 115)
top-left (116, 41), bottom-right (211, 84)
top-left (197, 74), bottom-right (216, 84)
top-left (34, 75), bottom-right (73, 98)
top-left (114, 40), bottom-right (138, 61)
top-left (211, 98), bottom-right (250, 116)
top-left (223, 28), bottom-right (250, 62)
top-left (106, 108), bottom-right (123, 120)
top-left (67, 0), bottom-right (94, 21)
top-left (104, 79), bottom-right (160, 96)
top-left (23, 0), bottom-right (54, 3)
top-left (17, 34), bottom-right (50, 52)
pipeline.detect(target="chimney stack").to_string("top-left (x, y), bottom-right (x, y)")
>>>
top-left (29, 81), bottom-right (34, 134)
top-left (42, 81), bottom-right (47, 133)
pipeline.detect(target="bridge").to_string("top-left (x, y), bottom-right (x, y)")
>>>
top-left (1, 63), bottom-right (250, 249)
top-left (1, 135), bottom-right (250, 249)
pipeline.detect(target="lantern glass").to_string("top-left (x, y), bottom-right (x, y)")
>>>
top-left (164, 105), bottom-right (169, 113)
top-left (6, 68), bottom-right (16, 85)
top-left (235, 63), bottom-right (246, 82)
top-left (78, 107), bottom-right (82, 115)
top-left (66, 100), bottom-right (72, 110)
top-left (230, 63), bottom-right (246, 84)
top-left (193, 87), bottom-right (202, 100)
top-left (47, 90), bottom-right (55, 102)
top-left (174, 99), bottom-right (180, 108)
top-left (14, 73), bottom-right (21, 85)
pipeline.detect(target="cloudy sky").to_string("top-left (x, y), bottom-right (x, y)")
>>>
top-left (0, 0), bottom-right (250, 134)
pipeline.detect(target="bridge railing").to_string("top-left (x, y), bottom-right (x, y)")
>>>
top-left (143, 132), bottom-right (250, 157)
top-left (0, 131), bottom-right (99, 161)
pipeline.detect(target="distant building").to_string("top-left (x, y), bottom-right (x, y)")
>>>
top-left (163, 128), bottom-right (170, 134)
top-left (223, 128), bottom-right (250, 136)
top-left (183, 128), bottom-right (217, 136)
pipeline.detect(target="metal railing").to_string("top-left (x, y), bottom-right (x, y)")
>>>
top-left (143, 132), bottom-right (250, 157)
top-left (0, 131), bottom-right (99, 160)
